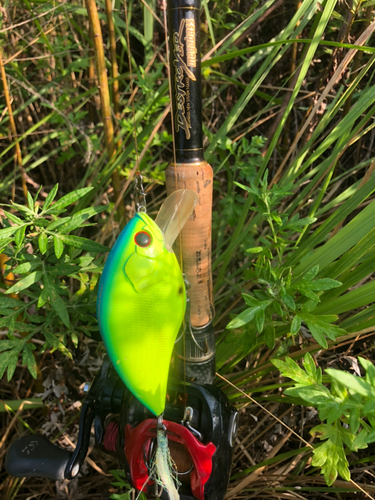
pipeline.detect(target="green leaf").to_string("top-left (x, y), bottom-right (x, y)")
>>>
top-left (304, 265), bottom-right (320, 281)
top-left (302, 352), bottom-right (319, 379)
top-left (57, 206), bottom-right (107, 234)
top-left (242, 294), bottom-right (260, 307)
top-left (27, 191), bottom-right (34, 212)
top-left (38, 233), bottom-right (48, 254)
top-left (271, 213), bottom-right (282, 225)
top-left (331, 379), bottom-right (347, 400)
top-left (48, 264), bottom-right (80, 275)
top-left (58, 234), bottom-right (109, 253)
top-left (43, 184), bottom-right (59, 211)
top-left (291, 315), bottom-right (302, 335)
top-left (0, 339), bottom-right (19, 352)
top-left (0, 237), bottom-right (16, 253)
top-left (0, 296), bottom-right (23, 308)
top-left (71, 332), bottom-right (78, 348)
top-left (43, 330), bottom-right (61, 349)
top-left (13, 262), bottom-right (40, 274)
top-left (309, 278), bottom-right (342, 291)
top-left (272, 300), bottom-right (283, 317)
top-left (298, 285), bottom-right (320, 301)
top-left (359, 357), bottom-right (375, 388)
top-left (3, 210), bottom-right (23, 225)
top-left (54, 235), bottom-right (64, 259)
top-left (254, 308), bottom-right (265, 332)
top-left (264, 321), bottom-right (275, 349)
top-left (326, 368), bottom-right (375, 399)
top-left (246, 247), bottom-right (263, 253)
top-left (281, 293), bottom-right (295, 311)
top-left (299, 313), bottom-right (345, 349)
top-left (22, 344), bottom-right (37, 379)
top-left (6, 349), bottom-right (19, 381)
top-left (52, 294), bottom-right (70, 328)
top-left (37, 285), bottom-right (49, 308)
top-left (227, 301), bottom-right (271, 329)
top-left (0, 226), bottom-right (19, 240)
top-left (15, 226), bottom-right (26, 247)
top-left (46, 217), bottom-right (70, 231)
top-left (0, 351), bottom-right (10, 379)
top-left (310, 422), bottom-right (350, 486)
top-left (7, 315), bottom-right (16, 335)
top-left (43, 274), bottom-right (70, 327)
top-left (285, 385), bottom-right (332, 406)
top-left (5, 270), bottom-right (44, 295)
top-left (326, 404), bottom-right (345, 425)
top-left (366, 429), bottom-right (375, 444)
top-left (283, 215), bottom-right (317, 231)
top-left (349, 406), bottom-right (361, 434)
top-left (43, 187), bottom-right (94, 214)
top-left (351, 429), bottom-right (368, 451)
top-left (301, 299), bottom-right (319, 312)
top-left (272, 356), bottom-right (318, 386)
top-left (8, 202), bottom-right (35, 216)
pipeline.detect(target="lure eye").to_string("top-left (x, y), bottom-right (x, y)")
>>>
top-left (134, 231), bottom-right (152, 248)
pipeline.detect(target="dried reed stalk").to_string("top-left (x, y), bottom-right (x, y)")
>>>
top-left (85, 0), bottom-right (124, 220)
top-left (104, 0), bottom-right (120, 118)
top-left (0, 47), bottom-right (28, 201)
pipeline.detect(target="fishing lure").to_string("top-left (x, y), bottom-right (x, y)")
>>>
top-left (97, 189), bottom-right (197, 417)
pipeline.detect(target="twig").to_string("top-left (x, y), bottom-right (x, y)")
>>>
top-left (0, 401), bottom-right (28, 453)
top-left (0, 4), bottom-right (65, 33)
top-left (62, 435), bottom-right (108, 476)
top-left (225, 431), bottom-right (293, 499)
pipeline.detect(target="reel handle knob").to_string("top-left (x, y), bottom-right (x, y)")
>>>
top-left (5, 435), bottom-right (73, 481)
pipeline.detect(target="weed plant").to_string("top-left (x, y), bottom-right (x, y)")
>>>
top-left (1, 0), bottom-right (375, 498)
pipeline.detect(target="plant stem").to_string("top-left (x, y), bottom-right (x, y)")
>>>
top-left (0, 47), bottom-right (28, 201)
top-left (85, 0), bottom-right (124, 221)
top-left (0, 398), bottom-right (44, 412)
top-left (104, 0), bottom-right (120, 118)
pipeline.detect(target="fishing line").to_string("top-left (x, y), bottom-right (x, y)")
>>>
top-left (98, 0), bottom-right (141, 242)
top-left (124, 0), bottom-right (140, 203)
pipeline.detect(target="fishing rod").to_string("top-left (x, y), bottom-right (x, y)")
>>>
top-left (165, 0), bottom-right (216, 386)
top-left (5, 2), bottom-right (238, 499)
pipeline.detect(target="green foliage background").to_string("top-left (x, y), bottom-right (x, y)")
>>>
top-left (1, 0), bottom-right (375, 498)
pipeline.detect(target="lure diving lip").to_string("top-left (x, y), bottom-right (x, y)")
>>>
top-left (97, 189), bottom-right (197, 417)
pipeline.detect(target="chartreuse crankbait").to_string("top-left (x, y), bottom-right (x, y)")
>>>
top-left (97, 190), bottom-right (197, 417)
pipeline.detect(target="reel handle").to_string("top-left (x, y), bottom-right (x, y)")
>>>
top-left (5, 435), bottom-right (73, 481)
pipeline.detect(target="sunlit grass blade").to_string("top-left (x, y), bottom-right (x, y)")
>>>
top-left (286, 178), bottom-right (375, 270)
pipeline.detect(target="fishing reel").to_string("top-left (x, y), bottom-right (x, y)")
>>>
top-left (6, 355), bottom-right (238, 500)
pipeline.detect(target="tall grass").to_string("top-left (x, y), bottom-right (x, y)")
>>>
top-left (1, 0), bottom-right (375, 498)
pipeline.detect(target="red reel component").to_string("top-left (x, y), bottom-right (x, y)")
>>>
top-left (104, 419), bottom-right (216, 500)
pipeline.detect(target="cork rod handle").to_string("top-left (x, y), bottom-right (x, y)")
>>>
top-left (166, 163), bottom-right (213, 328)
